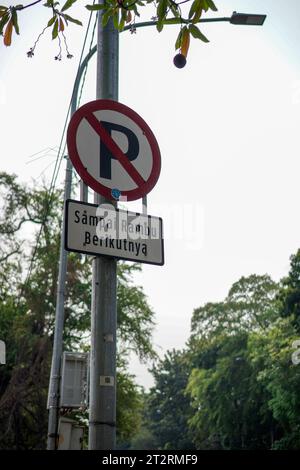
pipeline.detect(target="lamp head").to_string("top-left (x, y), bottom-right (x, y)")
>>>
top-left (230, 12), bottom-right (267, 26)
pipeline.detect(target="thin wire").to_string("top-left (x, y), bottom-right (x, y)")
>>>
top-left (48, 0), bottom-right (97, 195)
top-left (26, 146), bottom-right (58, 160)
top-left (78, 13), bottom-right (98, 107)
top-left (21, 5), bottom-right (97, 296)
top-left (37, 160), bottom-right (57, 179)
top-left (26, 148), bottom-right (58, 164)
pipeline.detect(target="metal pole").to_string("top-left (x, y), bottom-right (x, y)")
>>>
top-left (46, 155), bottom-right (72, 450)
top-left (47, 58), bottom-right (89, 451)
top-left (142, 196), bottom-right (147, 215)
top-left (80, 179), bottom-right (88, 202)
top-left (88, 5), bottom-right (119, 450)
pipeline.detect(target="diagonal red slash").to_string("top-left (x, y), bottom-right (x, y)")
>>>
top-left (85, 112), bottom-right (146, 187)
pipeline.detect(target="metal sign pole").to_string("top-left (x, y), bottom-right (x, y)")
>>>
top-left (47, 156), bottom-right (72, 450)
top-left (88, 6), bottom-right (119, 450)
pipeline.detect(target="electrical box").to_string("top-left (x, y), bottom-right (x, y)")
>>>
top-left (57, 417), bottom-right (84, 450)
top-left (60, 352), bottom-right (89, 408)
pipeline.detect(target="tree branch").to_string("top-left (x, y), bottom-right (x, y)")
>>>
top-left (20, 0), bottom-right (43, 11)
top-left (175, 0), bottom-right (191, 4)
top-left (0, 248), bottom-right (20, 263)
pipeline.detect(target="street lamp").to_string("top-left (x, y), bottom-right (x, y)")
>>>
top-left (230, 12), bottom-right (267, 26)
top-left (173, 11), bottom-right (267, 68)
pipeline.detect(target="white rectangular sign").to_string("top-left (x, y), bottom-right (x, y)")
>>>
top-left (65, 199), bottom-right (164, 266)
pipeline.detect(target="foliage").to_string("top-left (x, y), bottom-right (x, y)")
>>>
top-left (116, 361), bottom-right (143, 445)
top-left (144, 270), bottom-right (300, 450)
top-left (277, 249), bottom-right (300, 333)
top-left (129, 425), bottom-right (157, 449)
top-left (187, 332), bottom-right (278, 449)
top-left (117, 262), bottom-right (156, 362)
top-left (2, 172), bottom-right (300, 450)
top-left (145, 349), bottom-right (195, 449)
top-left (190, 274), bottom-right (280, 343)
top-left (248, 318), bottom-right (300, 449)
top-left (0, 0), bottom-right (219, 59)
top-left (186, 274), bottom-right (288, 449)
top-left (0, 172), bottom-right (155, 449)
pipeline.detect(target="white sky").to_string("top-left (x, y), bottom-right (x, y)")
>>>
top-left (1, 0), bottom-right (300, 388)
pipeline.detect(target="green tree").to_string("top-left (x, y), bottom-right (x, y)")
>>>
top-left (145, 269), bottom-right (300, 451)
top-left (116, 361), bottom-right (143, 447)
top-left (186, 274), bottom-right (282, 449)
top-left (0, 172), bottom-right (155, 449)
top-left (190, 274), bottom-right (279, 342)
top-left (146, 349), bottom-right (195, 450)
top-left (278, 249), bottom-right (300, 333)
top-left (187, 332), bottom-right (278, 449)
top-left (143, 274), bottom-right (284, 450)
top-left (248, 317), bottom-right (300, 449)
top-left (186, 269), bottom-right (300, 450)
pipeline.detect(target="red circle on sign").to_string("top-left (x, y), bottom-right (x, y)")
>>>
top-left (67, 99), bottom-right (161, 201)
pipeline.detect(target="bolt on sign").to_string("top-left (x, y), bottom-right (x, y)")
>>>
top-left (65, 199), bottom-right (164, 266)
top-left (67, 100), bottom-right (161, 201)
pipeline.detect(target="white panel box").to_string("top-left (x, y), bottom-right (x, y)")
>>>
top-left (58, 417), bottom-right (84, 450)
top-left (60, 352), bottom-right (89, 408)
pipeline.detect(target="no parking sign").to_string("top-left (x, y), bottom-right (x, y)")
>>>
top-left (67, 100), bottom-right (161, 201)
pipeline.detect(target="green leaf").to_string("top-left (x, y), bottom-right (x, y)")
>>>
top-left (189, 0), bottom-right (203, 24)
top-left (119, 17), bottom-right (125, 31)
top-left (189, 24), bottom-right (209, 42)
top-left (61, 0), bottom-right (77, 12)
top-left (188, 0), bottom-right (199, 20)
top-left (156, 0), bottom-right (168, 32)
top-left (47, 15), bottom-right (56, 27)
top-left (202, 0), bottom-right (209, 12)
top-left (156, 19), bottom-right (164, 33)
top-left (11, 8), bottom-right (19, 35)
top-left (0, 6), bottom-right (7, 19)
top-left (118, 8), bottom-right (126, 31)
top-left (157, 0), bottom-right (167, 20)
top-left (132, 4), bottom-right (140, 16)
top-left (175, 28), bottom-right (183, 50)
top-left (62, 13), bottom-right (82, 25)
top-left (170, 3), bottom-right (180, 18)
top-left (102, 9), bottom-right (111, 27)
top-left (85, 4), bottom-right (106, 11)
top-left (206, 0), bottom-right (218, 11)
top-left (193, 6), bottom-right (203, 24)
top-left (52, 18), bottom-right (59, 39)
top-left (0, 12), bottom-right (9, 35)
top-left (113, 11), bottom-right (118, 30)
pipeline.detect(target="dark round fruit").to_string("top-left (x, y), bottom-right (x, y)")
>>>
top-left (173, 53), bottom-right (187, 69)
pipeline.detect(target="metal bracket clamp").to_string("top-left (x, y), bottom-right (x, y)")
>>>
top-left (89, 420), bottom-right (116, 428)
